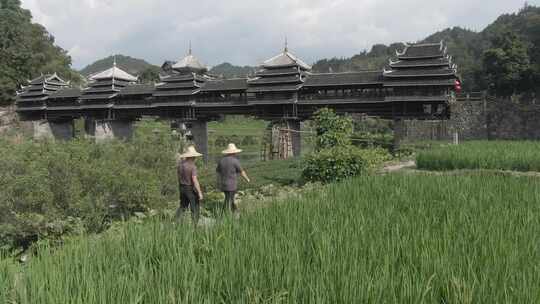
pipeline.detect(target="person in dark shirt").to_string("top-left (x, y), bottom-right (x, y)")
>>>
top-left (176, 146), bottom-right (204, 225)
top-left (216, 143), bottom-right (250, 216)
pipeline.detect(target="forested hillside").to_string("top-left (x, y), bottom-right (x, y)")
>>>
top-left (0, 0), bottom-right (81, 105)
top-left (79, 55), bottom-right (158, 77)
top-left (209, 62), bottom-right (256, 78)
top-left (312, 5), bottom-right (540, 95)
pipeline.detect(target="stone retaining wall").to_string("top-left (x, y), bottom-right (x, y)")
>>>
top-left (401, 95), bottom-right (540, 142)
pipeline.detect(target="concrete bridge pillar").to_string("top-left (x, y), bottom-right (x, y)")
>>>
top-left (33, 120), bottom-right (74, 141)
top-left (85, 119), bottom-right (134, 142)
top-left (189, 120), bottom-right (209, 163)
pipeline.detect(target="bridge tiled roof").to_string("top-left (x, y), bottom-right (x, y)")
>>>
top-left (389, 57), bottom-right (451, 68)
top-left (156, 82), bottom-right (201, 90)
top-left (153, 90), bottom-right (200, 97)
top-left (49, 88), bottom-right (81, 99)
top-left (255, 67), bottom-right (301, 77)
top-left (201, 78), bottom-right (248, 92)
top-left (304, 71), bottom-right (383, 87)
top-left (248, 75), bottom-right (304, 85)
top-left (384, 68), bottom-right (456, 78)
top-left (119, 84), bottom-right (154, 96)
top-left (247, 84), bottom-right (302, 93)
top-left (396, 42), bottom-right (446, 59)
top-left (383, 79), bottom-right (456, 87)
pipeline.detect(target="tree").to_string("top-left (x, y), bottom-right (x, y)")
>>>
top-left (482, 28), bottom-right (531, 96)
top-left (138, 66), bottom-right (161, 84)
top-left (0, 0), bottom-right (80, 105)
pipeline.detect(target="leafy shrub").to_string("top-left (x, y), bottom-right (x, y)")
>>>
top-left (215, 135), bottom-right (228, 148)
top-left (302, 147), bottom-right (390, 183)
top-left (241, 135), bottom-right (257, 146)
top-left (313, 108), bottom-right (353, 150)
top-left (303, 108), bottom-right (390, 183)
top-left (0, 127), bottom-right (172, 252)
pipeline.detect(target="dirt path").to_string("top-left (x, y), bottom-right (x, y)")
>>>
top-left (381, 160), bottom-right (416, 173)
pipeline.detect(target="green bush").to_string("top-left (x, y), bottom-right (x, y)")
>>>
top-left (303, 108), bottom-right (390, 183)
top-left (241, 135), bottom-right (257, 146)
top-left (0, 129), bottom-right (172, 252)
top-left (313, 108), bottom-right (353, 150)
top-left (302, 147), bottom-right (389, 183)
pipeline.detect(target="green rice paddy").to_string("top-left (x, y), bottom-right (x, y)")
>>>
top-left (417, 140), bottom-right (540, 172)
top-left (2, 173), bottom-right (539, 303)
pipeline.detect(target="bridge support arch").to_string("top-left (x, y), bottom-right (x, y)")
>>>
top-left (33, 120), bottom-right (75, 141)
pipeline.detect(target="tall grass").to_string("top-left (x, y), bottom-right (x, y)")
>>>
top-left (417, 141), bottom-right (540, 171)
top-left (2, 174), bottom-right (540, 303)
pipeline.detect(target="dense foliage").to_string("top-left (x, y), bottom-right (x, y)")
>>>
top-left (0, 0), bottom-right (80, 105)
top-left (2, 174), bottom-right (540, 303)
top-left (313, 108), bottom-right (353, 150)
top-left (0, 119), bottom-right (305, 253)
top-left (416, 141), bottom-right (540, 172)
top-left (302, 147), bottom-right (388, 183)
top-left (303, 109), bottom-right (389, 183)
top-left (0, 133), bottom-right (175, 252)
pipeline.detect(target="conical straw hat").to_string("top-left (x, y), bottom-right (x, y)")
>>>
top-left (179, 145), bottom-right (203, 158)
top-left (222, 143), bottom-right (242, 154)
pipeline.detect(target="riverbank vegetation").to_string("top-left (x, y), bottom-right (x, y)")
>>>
top-left (0, 118), bottom-right (302, 253)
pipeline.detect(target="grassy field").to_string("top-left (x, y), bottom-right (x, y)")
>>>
top-left (417, 140), bottom-right (540, 172)
top-left (2, 173), bottom-right (539, 303)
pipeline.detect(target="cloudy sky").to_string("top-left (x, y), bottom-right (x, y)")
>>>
top-left (21, 0), bottom-right (536, 70)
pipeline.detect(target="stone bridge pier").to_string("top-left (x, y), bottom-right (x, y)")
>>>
top-left (33, 120), bottom-right (75, 141)
top-left (84, 119), bottom-right (134, 142)
top-left (187, 120), bottom-right (209, 163)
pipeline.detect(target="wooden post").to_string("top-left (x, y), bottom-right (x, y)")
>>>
top-left (453, 132), bottom-right (459, 145)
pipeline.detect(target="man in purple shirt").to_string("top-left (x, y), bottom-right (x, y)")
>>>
top-left (216, 143), bottom-right (250, 216)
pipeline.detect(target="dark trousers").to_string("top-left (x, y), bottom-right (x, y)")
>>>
top-left (223, 191), bottom-right (238, 214)
top-left (176, 185), bottom-right (200, 224)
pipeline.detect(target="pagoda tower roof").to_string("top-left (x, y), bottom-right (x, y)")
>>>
top-left (262, 48), bottom-right (311, 70)
top-left (88, 64), bottom-right (138, 82)
top-left (16, 73), bottom-right (69, 104)
top-left (172, 45), bottom-right (207, 73)
top-left (81, 62), bottom-right (137, 102)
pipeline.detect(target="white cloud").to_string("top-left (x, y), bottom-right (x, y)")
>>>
top-left (20, 0), bottom-right (537, 69)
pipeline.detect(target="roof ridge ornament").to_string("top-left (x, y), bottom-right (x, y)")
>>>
top-left (284, 36), bottom-right (288, 53)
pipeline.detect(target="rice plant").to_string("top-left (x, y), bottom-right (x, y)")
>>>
top-left (2, 174), bottom-right (540, 303)
top-left (417, 140), bottom-right (540, 172)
